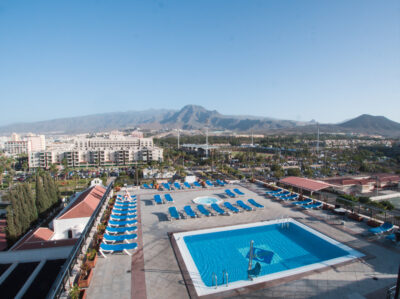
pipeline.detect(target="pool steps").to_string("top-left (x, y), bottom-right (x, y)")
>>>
top-left (212, 271), bottom-right (229, 288)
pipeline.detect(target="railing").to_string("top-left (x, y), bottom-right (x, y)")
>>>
top-left (46, 182), bottom-right (114, 299)
top-left (223, 270), bottom-right (229, 287)
top-left (212, 272), bottom-right (218, 289)
top-left (387, 285), bottom-right (396, 299)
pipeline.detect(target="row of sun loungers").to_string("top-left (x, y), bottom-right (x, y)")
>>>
top-left (167, 199), bottom-right (265, 220)
top-left (265, 186), bottom-right (323, 210)
top-left (143, 179), bottom-right (228, 190)
top-left (99, 193), bottom-right (139, 257)
top-left (264, 185), bottom-right (397, 240)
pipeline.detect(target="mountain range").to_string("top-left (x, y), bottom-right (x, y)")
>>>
top-left (0, 105), bottom-right (399, 137)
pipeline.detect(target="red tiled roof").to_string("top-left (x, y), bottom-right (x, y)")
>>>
top-left (57, 185), bottom-right (106, 220)
top-left (280, 176), bottom-right (332, 192)
top-left (26, 227), bottom-right (54, 242)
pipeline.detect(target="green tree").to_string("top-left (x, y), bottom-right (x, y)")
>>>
top-left (5, 206), bottom-right (17, 244)
top-left (35, 174), bottom-right (49, 214)
top-left (22, 183), bottom-right (38, 223)
top-left (287, 168), bottom-right (301, 177)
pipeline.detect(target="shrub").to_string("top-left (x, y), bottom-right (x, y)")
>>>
top-left (69, 284), bottom-right (81, 299)
top-left (87, 248), bottom-right (97, 261)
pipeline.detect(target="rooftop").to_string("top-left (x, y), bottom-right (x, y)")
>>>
top-left (57, 185), bottom-right (106, 220)
top-left (85, 183), bottom-right (400, 299)
top-left (280, 176), bottom-right (332, 192)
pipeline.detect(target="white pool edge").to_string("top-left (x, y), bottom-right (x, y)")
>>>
top-left (174, 218), bottom-right (365, 297)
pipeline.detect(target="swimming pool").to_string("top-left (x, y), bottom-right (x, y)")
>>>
top-left (174, 219), bottom-right (363, 296)
top-left (192, 196), bottom-right (222, 206)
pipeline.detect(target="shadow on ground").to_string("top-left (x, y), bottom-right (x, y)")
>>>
top-left (152, 212), bottom-right (169, 221)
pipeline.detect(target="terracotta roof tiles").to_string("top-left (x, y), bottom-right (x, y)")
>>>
top-left (57, 185), bottom-right (106, 220)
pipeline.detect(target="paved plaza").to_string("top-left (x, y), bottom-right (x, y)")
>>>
top-left (87, 182), bottom-right (400, 299)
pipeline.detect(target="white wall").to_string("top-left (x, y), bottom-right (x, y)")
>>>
top-left (52, 217), bottom-right (89, 240)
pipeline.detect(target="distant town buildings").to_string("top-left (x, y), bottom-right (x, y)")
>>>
top-left (27, 133), bottom-right (163, 169)
top-left (1, 132), bottom-right (163, 169)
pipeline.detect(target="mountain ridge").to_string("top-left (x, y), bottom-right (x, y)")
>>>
top-left (0, 105), bottom-right (399, 136)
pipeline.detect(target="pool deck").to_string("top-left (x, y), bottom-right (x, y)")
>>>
top-left (86, 183), bottom-right (400, 299)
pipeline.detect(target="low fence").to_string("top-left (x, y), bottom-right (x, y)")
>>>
top-left (332, 196), bottom-right (400, 226)
top-left (46, 182), bottom-right (114, 299)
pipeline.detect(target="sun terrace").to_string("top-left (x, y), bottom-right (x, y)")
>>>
top-left (52, 179), bottom-right (400, 299)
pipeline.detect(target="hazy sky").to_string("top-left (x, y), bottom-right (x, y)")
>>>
top-left (0, 0), bottom-right (399, 126)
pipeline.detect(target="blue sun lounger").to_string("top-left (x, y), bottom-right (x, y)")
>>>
top-left (224, 202), bottom-right (240, 213)
top-left (216, 179), bottom-right (226, 186)
top-left (233, 188), bottom-right (245, 196)
top-left (103, 233), bottom-right (138, 243)
top-left (193, 181), bottom-right (202, 187)
top-left (168, 206), bottom-right (180, 220)
top-left (184, 206), bottom-right (197, 218)
top-left (184, 182), bottom-right (192, 189)
top-left (248, 199), bottom-right (264, 209)
top-left (112, 210), bottom-right (137, 216)
top-left (115, 201), bottom-right (137, 205)
top-left (164, 194), bottom-right (174, 203)
top-left (113, 206), bottom-right (137, 211)
top-left (99, 242), bottom-right (138, 257)
top-left (106, 226), bottom-right (137, 234)
top-left (280, 194), bottom-right (298, 201)
top-left (116, 199), bottom-right (136, 204)
top-left (266, 188), bottom-right (282, 195)
top-left (237, 200), bottom-right (253, 211)
top-left (174, 182), bottom-right (182, 190)
top-left (108, 219), bottom-right (138, 227)
top-left (206, 180), bottom-right (214, 187)
top-left (114, 205), bottom-right (137, 210)
top-left (386, 232), bottom-right (400, 243)
top-left (302, 202), bottom-right (322, 209)
top-left (369, 222), bottom-right (394, 234)
top-left (142, 183), bottom-right (151, 189)
top-left (291, 199), bottom-right (312, 205)
top-left (110, 214), bottom-right (137, 221)
top-left (274, 191), bottom-right (289, 198)
top-left (225, 189), bottom-right (236, 198)
top-left (154, 194), bottom-right (163, 205)
top-left (116, 198), bottom-right (136, 203)
top-left (197, 205), bottom-right (211, 216)
top-left (163, 183), bottom-right (171, 190)
top-left (211, 203), bottom-right (228, 215)
top-left (114, 205), bottom-right (136, 209)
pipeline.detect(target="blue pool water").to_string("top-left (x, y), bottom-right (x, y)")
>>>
top-left (183, 222), bottom-right (349, 287)
top-left (193, 196), bottom-right (221, 205)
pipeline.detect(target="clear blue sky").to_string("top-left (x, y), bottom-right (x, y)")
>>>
top-left (0, 0), bottom-right (399, 126)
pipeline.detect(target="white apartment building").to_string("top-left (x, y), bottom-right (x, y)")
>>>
top-left (4, 140), bottom-right (28, 155)
top-left (4, 133), bottom-right (46, 155)
top-left (27, 134), bottom-right (46, 152)
top-left (28, 136), bottom-right (163, 168)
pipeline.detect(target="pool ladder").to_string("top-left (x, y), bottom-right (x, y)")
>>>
top-left (280, 215), bottom-right (289, 229)
top-left (212, 271), bottom-right (229, 289)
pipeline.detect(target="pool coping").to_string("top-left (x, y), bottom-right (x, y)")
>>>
top-left (170, 218), bottom-right (365, 298)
